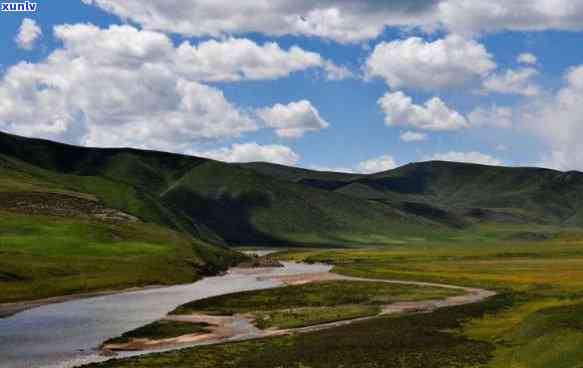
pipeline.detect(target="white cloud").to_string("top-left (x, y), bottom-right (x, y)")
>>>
top-left (427, 151), bottom-right (504, 166)
top-left (310, 165), bottom-right (357, 174)
top-left (193, 143), bottom-right (300, 165)
top-left (528, 65), bottom-right (583, 171)
top-left (257, 100), bottom-right (329, 138)
top-left (366, 35), bottom-right (496, 90)
top-left (0, 24), bottom-right (259, 152)
top-left (54, 23), bottom-right (174, 67)
top-left (468, 105), bottom-right (513, 128)
top-left (15, 18), bottom-right (42, 50)
top-left (175, 38), bottom-right (343, 81)
top-left (400, 131), bottom-right (427, 142)
top-left (437, 1), bottom-right (583, 35)
top-left (322, 61), bottom-right (354, 81)
top-left (311, 154), bottom-right (400, 174)
top-left (81, 1), bottom-right (583, 41)
top-left (55, 25), bottom-right (339, 82)
top-left (518, 53), bottom-right (538, 65)
top-left (80, 0), bottom-right (439, 43)
top-left (378, 91), bottom-right (468, 131)
top-left (483, 68), bottom-right (541, 96)
top-left (357, 155), bottom-right (399, 173)
top-left (0, 24), bottom-right (346, 152)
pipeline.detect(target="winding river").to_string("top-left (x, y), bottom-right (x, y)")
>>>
top-left (0, 254), bottom-right (497, 368)
top-left (0, 261), bottom-right (332, 368)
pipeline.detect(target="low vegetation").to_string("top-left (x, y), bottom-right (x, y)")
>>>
top-left (172, 280), bottom-right (462, 316)
top-left (275, 239), bottom-right (583, 368)
top-left (103, 321), bottom-right (212, 346)
top-left (88, 236), bottom-right (583, 367)
top-left (0, 212), bottom-right (239, 304)
top-left (254, 305), bottom-right (380, 330)
top-left (101, 280), bottom-right (462, 347)
top-left (85, 294), bottom-right (513, 368)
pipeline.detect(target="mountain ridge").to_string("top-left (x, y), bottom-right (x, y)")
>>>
top-left (2, 130), bottom-right (583, 247)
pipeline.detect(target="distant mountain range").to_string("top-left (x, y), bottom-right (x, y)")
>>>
top-left (2, 130), bottom-right (582, 247)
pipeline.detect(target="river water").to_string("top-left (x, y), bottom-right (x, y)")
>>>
top-left (0, 262), bottom-right (331, 368)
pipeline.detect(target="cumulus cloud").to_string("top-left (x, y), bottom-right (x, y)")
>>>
top-left (80, 0), bottom-right (439, 43)
top-left (311, 154), bottom-right (400, 174)
top-left (518, 53), bottom-right (538, 65)
top-left (427, 151), bottom-right (504, 166)
top-left (257, 100), bottom-right (330, 138)
top-left (309, 165), bottom-right (357, 174)
top-left (366, 35), bottom-right (495, 90)
top-left (0, 24), bottom-right (346, 152)
top-left (193, 143), bottom-right (300, 165)
top-left (357, 154), bottom-right (399, 173)
top-left (468, 105), bottom-right (513, 128)
top-left (81, 1), bottom-right (583, 41)
top-left (437, 1), bottom-right (583, 35)
top-left (400, 131), bottom-right (428, 142)
top-left (378, 91), bottom-right (468, 131)
top-left (0, 24), bottom-right (258, 151)
top-left (528, 65), bottom-right (583, 171)
top-left (483, 68), bottom-right (541, 96)
top-left (322, 61), bottom-right (354, 81)
top-left (15, 18), bottom-right (42, 50)
top-left (175, 38), bottom-right (347, 81)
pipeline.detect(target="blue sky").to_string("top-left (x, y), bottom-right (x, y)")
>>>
top-left (2, 0), bottom-right (583, 173)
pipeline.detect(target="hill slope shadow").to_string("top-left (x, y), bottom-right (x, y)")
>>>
top-left (162, 187), bottom-right (286, 246)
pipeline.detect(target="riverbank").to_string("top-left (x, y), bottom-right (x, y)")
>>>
top-left (100, 270), bottom-right (495, 353)
top-left (0, 261), bottom-right (332, 368)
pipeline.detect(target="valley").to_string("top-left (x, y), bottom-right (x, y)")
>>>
top-left (1, 131), bottom-right (583, 367)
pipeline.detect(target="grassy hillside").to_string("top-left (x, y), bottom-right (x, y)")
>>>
top-left (161, 160), bottom-right (440, 245)
top-left (0, 212), bottom-right (238, 304)
top-left (243, 160), bottom-right (583, 229)
top-left (0, 132), bottom-right (451, 247)
top-left (2, 131), bottom-right (583, 251)
top-left (0, 143), bottom-right (243, 304)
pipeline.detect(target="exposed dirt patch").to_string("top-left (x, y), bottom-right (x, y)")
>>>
top-left (0, 192), bottom-right (139, 222)
top-left (100, 270), bottom-right (496, 353)
top-left (101, 314), bottom-right (286, 352)
top-left (237, 256), bottom-right (284, 269)
top-left (268, 272), bottom-right (345, 285)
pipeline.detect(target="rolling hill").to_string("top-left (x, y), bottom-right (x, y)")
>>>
top-left (2, 130), bottom-right (583, 251)
top-left (3, 130), bottom-right (583, 302)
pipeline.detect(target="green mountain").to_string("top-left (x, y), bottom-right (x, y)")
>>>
top-left (2, 130), bottom-right (583, 252)
top-left (0, 131), bottom-right (443, 249)
top-left (3, 130), bottom-right (583, 303)
top-left (243, 160), bottom-right (583, 228)
top-left (0, 132), bottom-right (245, 305)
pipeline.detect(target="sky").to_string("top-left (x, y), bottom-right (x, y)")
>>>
top-left (1, 0), bottom-right (583, 173)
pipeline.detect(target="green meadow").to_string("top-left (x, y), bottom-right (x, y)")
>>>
top-left (86, 233), bottom-right (583, 368)
top-left (0, 212), bottom-right (238, 304)
top-left (171, 280), bottom-right (461, 330)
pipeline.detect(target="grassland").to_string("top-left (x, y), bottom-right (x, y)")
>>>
top-left (85, 234), bottom-right (583, 368)
top-left (0, 135), bottom-right (243, 305)
top-left (274, 237), bottom-right (583, 368)
top-left (103, 321), bottom-right (213, 346)
top-left (173, 280), bottom-right (462, 316)
top-left (254, 305), bottom-right (379, 329)
top-left (100, 279), bottom-right (463, 348)
top-left (7, 130), bottom-right (583, 249)
top-left (4, 131), bottom-right (583, 366)
top-left (85, 294), bottom-right (513, 368)
top-left (169, 280), bottom-right (460, 331)
top-left (0, 211), bottom-right (240, 304)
